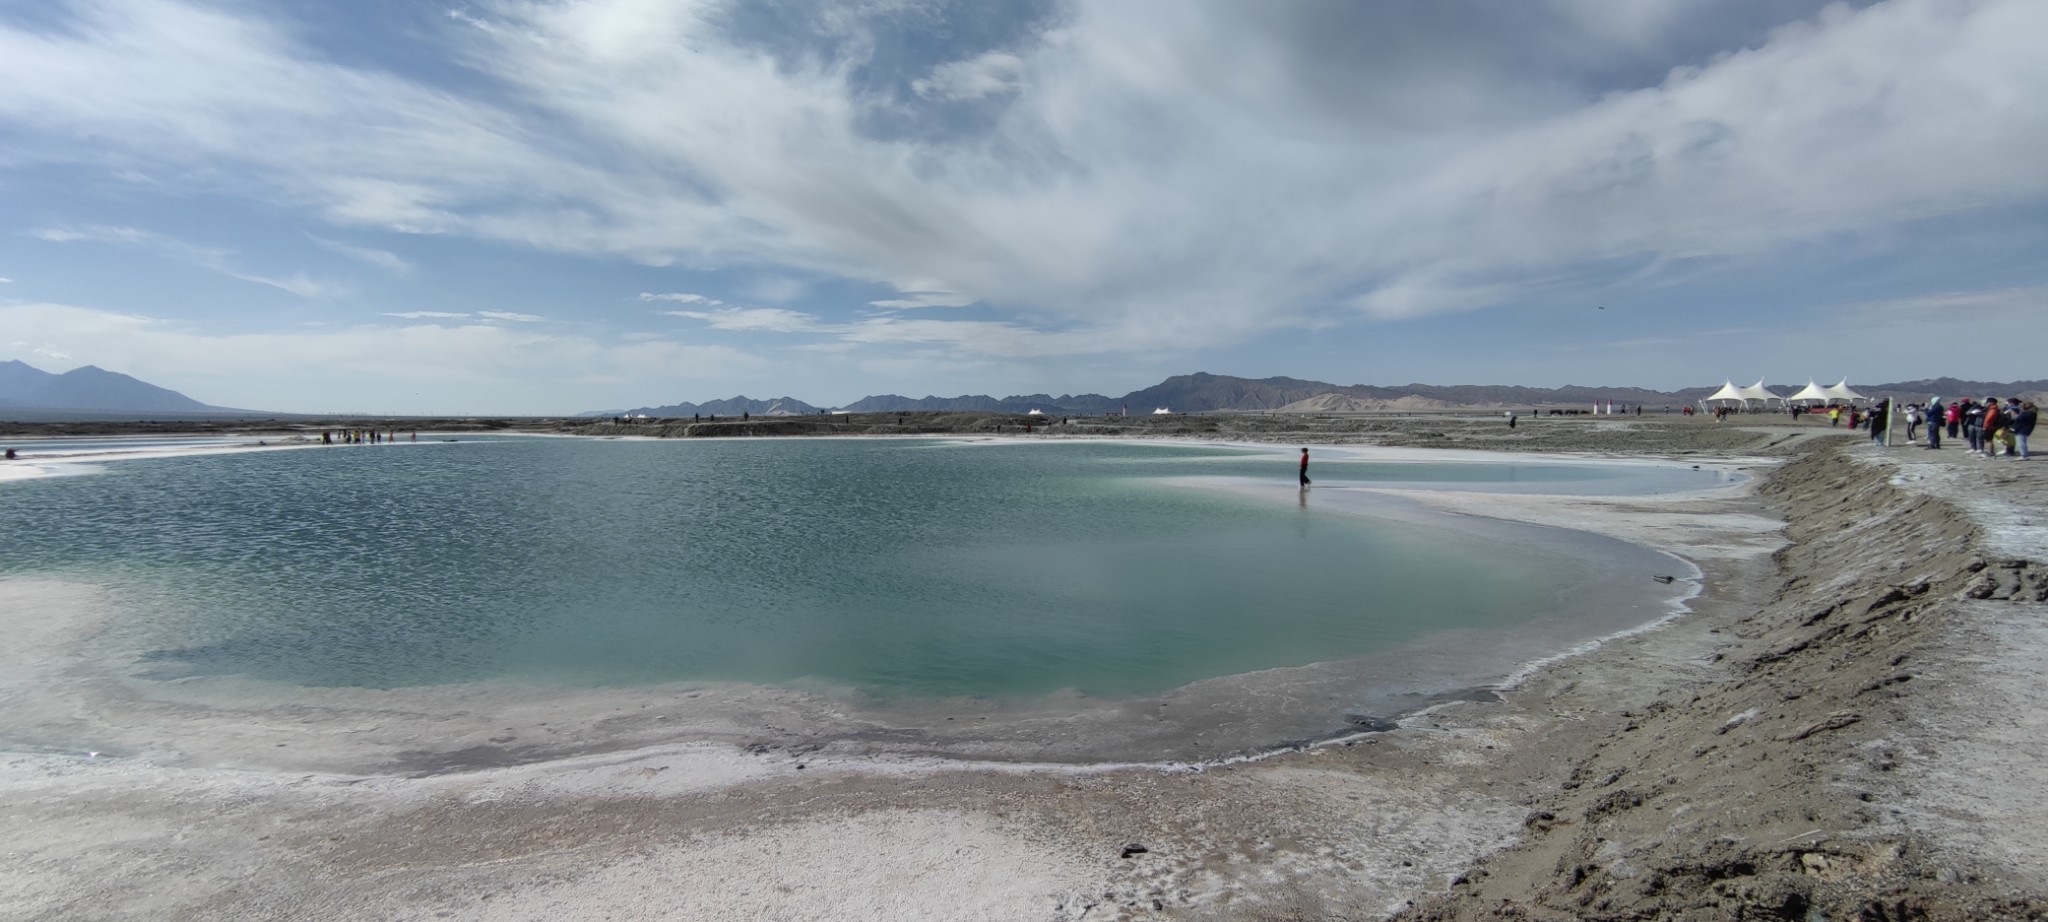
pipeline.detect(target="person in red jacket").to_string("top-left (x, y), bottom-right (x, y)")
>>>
top-left (1299, 448), bottom-right (1311, 488)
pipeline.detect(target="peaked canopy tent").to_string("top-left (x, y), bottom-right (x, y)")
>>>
top-left (1819, 380), bottom-right (1868, 404)
top-left (1786, 382), bottom-right (1833, 405)
top-left (1700, 380), bottom-right (1786, 410)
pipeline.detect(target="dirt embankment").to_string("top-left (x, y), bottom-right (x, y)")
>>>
top-left (1390, 445), bottom-right (2048, 922)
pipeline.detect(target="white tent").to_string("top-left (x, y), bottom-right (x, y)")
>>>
top-left (1819, 379), bottom-right (1867, 404)
top-left (1736, 380), bottom-right (1785, 405)
top-left (1785, 382), bottom-right (1832, 405)
top-left (1703, 381), bottom-right (1746, 403)
top-left (1701, 380), bottom-right (1784, 409)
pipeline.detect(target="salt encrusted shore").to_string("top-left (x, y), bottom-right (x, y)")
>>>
top-left (1, 415), bottom-right (2043, 921)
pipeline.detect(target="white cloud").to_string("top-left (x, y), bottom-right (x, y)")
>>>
top-left (2, 0), bottom-right (2044, 358)
top-left (309, 235), bottom-right (411, 274)
top-left (834, 316), bottom-right (1098, 358)
top-left (32, 224), bottom-right (344, 298)
top-left (384, 310), bottom-right (470, 320)
top-left (1847, 285), bottom-right (2048, 323)
top-left (639, 292), bottom-right (724, 306)
top-left (33, 226), bottom-right (144, 244)
top-left (477, 310), bottom-right (545, 322)
top-left (444, 8), bottom-right (500, 35)
top-left (0, 276), bottom-right (12, 283)
top-left (912, 51), bottom-right (1028, 101)
top-left (659, 302), bottom-right (1116, 358)
top-left (662, 307), bottom-right (823, 333)
top-left (868, 291), bottom-right (978, 310)
top-left (739, 276), bottom-right (810, 305)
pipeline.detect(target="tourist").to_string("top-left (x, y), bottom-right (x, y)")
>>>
top-left (2000, 399), bottom-right (2024, 457)
top-left (1829, 406), bottom-right (1841, 427)
top-left (1299, 448), bottom-right (1311, 488)
top-left (1925, 399), bottom-right (1943, 449)
top-left (1963, 400), bottom-right (1983, 453)
top-left (1947, 401), bottom-right (1963, 440)
top-left (1869, 400), bottom-right (1889, 447)
top-left (2015, 402), bottom-right (2036, 460)
top-left (1905, 404), bottom-right (1921, 443)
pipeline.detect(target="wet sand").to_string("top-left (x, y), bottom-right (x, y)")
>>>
top-left (3, 415), bottom-right (2044, 920)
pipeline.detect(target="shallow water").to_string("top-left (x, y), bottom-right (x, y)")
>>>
top-left (0, 435), bottom-right (269, 456)
top-left (1, 438), bottom-right (1721, 761)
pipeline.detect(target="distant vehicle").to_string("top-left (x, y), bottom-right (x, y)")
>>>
top-left (1152, 407), bottom-right (1171, 415)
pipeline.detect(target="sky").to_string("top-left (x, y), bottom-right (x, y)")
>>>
top-left (1, 0), bottom-right (2045, 414)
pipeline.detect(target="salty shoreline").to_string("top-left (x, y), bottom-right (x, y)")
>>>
top-left (3, 415), bottom-right (2044, 920)
top-left (0, 436), bottom-right (1726, 770)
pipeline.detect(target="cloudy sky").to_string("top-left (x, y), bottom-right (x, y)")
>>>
top-left (2, 0), bottom-right (2043, 414)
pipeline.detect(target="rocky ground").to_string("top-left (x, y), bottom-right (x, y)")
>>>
top-left (2, 414), bottom-right (2043, 921)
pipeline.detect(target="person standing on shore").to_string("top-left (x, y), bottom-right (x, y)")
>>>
top-left (2015, 402), bottom-right (2036, 460)
top-left (1299, 448), bottom-right (1311, 489)
top-left (1981, 398), bottom-right (2006, 456)
top-left (1925, 399), bottom-right (1943, 449)
top-left (2001, 399), bottom-right (2024, 457)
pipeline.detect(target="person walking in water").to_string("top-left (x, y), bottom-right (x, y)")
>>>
top-left (1299, 447), bottom-right (1311, 488)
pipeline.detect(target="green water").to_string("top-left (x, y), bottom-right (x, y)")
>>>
top-left (0, 438), bottom-right (1714, 699)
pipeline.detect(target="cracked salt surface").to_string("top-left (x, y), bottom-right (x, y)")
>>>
top-left (1872, 449), bottom-right (2048, 560)
top-left (1855, 446), bottom-right (2048, 888)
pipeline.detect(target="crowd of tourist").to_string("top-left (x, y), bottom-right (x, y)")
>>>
top-left (1892, 397), bottom-right (2035, 458)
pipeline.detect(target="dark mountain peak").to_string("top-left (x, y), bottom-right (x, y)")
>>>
top-left (0, 362), bottom-right (235, 416)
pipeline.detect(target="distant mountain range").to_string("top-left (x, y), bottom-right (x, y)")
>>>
top-left (598, 372), bottom-right (2048, 419)
top-left (0, 360), bottom-right (257, 420)
top-left (5, 361), bottom-right (2041, 422)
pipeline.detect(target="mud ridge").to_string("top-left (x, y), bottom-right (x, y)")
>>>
top-left (1389, 443), bottom-right (2048, 921)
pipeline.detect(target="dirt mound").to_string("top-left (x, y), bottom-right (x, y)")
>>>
top-left (1389, 445), bottom-right (2048, 921)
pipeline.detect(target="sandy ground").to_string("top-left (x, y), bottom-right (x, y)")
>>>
top-left (2, 415), bottom-right (2044, 920)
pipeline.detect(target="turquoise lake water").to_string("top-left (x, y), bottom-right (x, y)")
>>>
top-left (0, 438), bottom-right (1725, 703)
